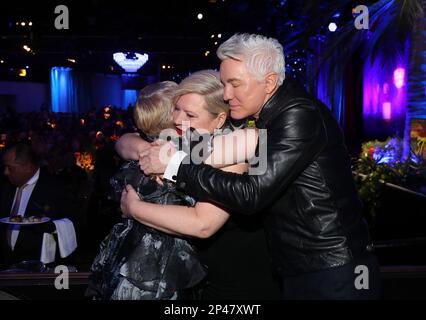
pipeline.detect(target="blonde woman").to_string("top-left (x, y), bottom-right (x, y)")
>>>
top-left (87, 81), bottom-right (208, 300)
top-left (117, 70), bottom-right (280, 299)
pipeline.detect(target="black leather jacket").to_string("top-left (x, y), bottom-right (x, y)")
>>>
top-left (176, 79), bottom-right (371, 275)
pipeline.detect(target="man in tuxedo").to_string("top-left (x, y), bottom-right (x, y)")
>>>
top-left (0, 143), bottom-right (74, 269)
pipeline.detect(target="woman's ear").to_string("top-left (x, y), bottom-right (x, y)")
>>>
top-left (265, 73), bottom-right (279, 94)
top-left (216, 112), bottom-right (227, 129)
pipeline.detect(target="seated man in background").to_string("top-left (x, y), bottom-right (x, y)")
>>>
top-left (0, 143), bottom-right (77, 269)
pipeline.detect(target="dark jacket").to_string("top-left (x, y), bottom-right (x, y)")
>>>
top-left (176, 79), bottom-right (371, 275)
top-left (0, 168), bottom-right (74, 267)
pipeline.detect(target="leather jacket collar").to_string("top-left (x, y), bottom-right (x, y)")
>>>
top-left (256, 79), bottom-right (292, 129)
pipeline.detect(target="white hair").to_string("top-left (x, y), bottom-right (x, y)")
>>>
top-left (217, 33), bottom-right (286, 85)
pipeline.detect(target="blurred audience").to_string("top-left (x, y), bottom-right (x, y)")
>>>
top-left (0, 106), bottom-right (136, 269)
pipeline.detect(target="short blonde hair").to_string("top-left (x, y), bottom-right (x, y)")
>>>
top-left (174, 70), bottom-right (229, 118)
top-left (134, 81), bottom-right (177, 136)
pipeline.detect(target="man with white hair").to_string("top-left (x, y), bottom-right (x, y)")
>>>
top-left (135, 33), bottom-right (381, 299)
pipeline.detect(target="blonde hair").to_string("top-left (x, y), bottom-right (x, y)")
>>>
top-left (133, 81), bottom-right (177, 136)
top-left (174, 70), bottom-right (229, 118)
top-left (217, 33), bottom-right (286, 85)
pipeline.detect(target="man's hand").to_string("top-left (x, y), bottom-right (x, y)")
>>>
top-left (120, 184), bottom-right (140, 218)
top-left (138, 140), bottom-right (176, 175)
top-left (115, 133), bottom-right (150, 161)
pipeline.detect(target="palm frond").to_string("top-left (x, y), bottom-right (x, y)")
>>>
top-left (397, 0), bottom-right (425, 35)
top-left (284, 0), bottom-right (424, 75)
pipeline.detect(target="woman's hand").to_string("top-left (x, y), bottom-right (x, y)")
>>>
top-left (120, 184), bottom-right (140, 218)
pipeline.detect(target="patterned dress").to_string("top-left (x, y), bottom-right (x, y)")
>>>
top-left (86, 136), bottom-right (206, 300)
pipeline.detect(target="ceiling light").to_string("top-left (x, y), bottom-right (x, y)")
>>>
top-left (197, 13), bottom-right (203, 20)
top-left (113, 52), bottom-right (149, 73)
top-left (328, 22), bottom-right (337, 32)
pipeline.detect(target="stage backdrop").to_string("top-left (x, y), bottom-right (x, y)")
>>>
top-left (50, 67), bottom-right (141, 113)
top-left (0, 81), bottom-right (48, 113)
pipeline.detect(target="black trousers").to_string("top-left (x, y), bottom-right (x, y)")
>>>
top-left (281, 253), bottom-right (382, 300)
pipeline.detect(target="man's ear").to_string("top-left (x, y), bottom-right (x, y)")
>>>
top-left (265, 73), bottom-right (279, 94)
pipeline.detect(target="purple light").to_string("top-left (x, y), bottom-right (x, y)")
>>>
top-left (383, 83), bottom-right (389, 95)
top-left (363, 42), bottom-right (408, 136)
top-left (382, 102), bottom-right (392, 120)
top-left (113, 52), bottom-right (148, 73)
top-left (393, 67), bottom-right (405, 89)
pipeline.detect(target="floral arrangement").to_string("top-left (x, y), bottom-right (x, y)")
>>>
top-left (414, 137), bottom-right (426, 158)
top-left (354, 137), bottom-right (426, 221)
top-left (75, 151), bottom-right (95, 171)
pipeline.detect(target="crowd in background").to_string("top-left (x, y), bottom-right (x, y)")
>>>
top-left (0, 105), bottom-right (138, 266)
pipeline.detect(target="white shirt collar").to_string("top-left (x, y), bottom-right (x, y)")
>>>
top-left (23, 168), bottom-right (40, 188)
